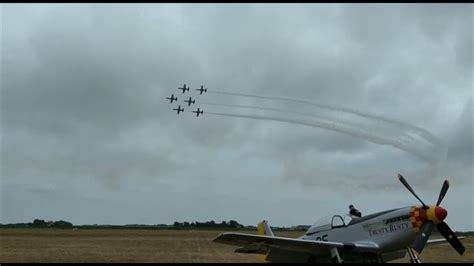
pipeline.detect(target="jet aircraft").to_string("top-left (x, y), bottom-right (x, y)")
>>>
top-left (184, 97), bottom-right (195, 106)
top-left (192, 108), bottom-right (203, 117)
top-left (214, 174), bottom-right (465, 263)
top-left (173, 105), bottom-right (184, 114)
top-left (196, 85), bottom-right (207, 94)
top-left (178, 84), bottom-right (190, 93)
top-left (166, 94), bottom-right (178, 103)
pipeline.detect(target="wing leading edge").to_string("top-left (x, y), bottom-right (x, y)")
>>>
top-left (213, 232), bottom-right (379, 255)
top-left (426, 237), bottom-right (465, 246)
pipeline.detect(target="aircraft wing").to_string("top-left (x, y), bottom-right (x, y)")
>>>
top-left (213, 232), bottom-right (379, 255)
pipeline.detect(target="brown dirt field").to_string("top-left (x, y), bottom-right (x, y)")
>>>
top-left (0, 228), bottom-right (472, 263)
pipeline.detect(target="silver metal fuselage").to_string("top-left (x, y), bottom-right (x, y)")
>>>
top-left (300, 206), bottom-right (417, 254)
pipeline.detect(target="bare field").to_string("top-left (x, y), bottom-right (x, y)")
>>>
top-left (0, 228), bottom-right (472, 263)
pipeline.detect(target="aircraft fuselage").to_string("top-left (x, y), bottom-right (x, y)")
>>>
top-left (301, 206), bottom-right (418, 254)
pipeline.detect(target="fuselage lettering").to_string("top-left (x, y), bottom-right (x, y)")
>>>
top-left (368, 222), bottom-right (409, 237)
top-left (316, 234), bottom-right (328, 241)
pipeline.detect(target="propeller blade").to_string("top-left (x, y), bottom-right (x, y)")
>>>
top-left (412, 221), bottom-right (433, 254)
top-left (437, 221), bottom-right (465, 255)
top-left (436, 180), bottom-right (449, 206)
top-left (398, 174), bottom-right (427, 207)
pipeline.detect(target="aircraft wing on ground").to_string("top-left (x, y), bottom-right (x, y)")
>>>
top-left (213, 232), bottom-right (379, 255)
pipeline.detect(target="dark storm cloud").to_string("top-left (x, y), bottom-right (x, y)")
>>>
top-left (1, 4), bottom-right (472, 230)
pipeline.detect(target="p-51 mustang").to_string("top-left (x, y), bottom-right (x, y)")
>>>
top-left (214, 174), bottom-right (466, 263)
top-left (173, 105), bottom-right (184, 114)
top-left (178, 84), bottom-right (189, 93)
top-left (166, 94), bottom-right (177, 103)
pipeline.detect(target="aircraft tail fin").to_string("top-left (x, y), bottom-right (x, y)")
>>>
top-left (257, 220), bottom-right (274, 237)
top-left (257, 220), bottom-right (273, 263)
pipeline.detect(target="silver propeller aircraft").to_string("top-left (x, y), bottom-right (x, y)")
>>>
top-left (213, 174), bottom-right (466, 263)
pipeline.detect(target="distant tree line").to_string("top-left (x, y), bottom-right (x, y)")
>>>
top-left (0, 219), bottom-right (248, 230)
top-left (0, 219), bottom-right (72, 229)
top-left (172, 220), bottom-right (244, 229)
top-left (33, 219), bottom-right (73, 228)
top-left (1, 219), bottom-right (472, 236)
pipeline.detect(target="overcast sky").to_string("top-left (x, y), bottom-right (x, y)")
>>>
top-left (1, 4), bottom-right (472, 231)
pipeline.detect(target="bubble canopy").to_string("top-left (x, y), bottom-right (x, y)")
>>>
top-left (305, 214), bottom-right (348, 235)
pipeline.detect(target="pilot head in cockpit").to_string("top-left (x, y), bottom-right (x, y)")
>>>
top-left (349, 204), bottom-right (362, 218)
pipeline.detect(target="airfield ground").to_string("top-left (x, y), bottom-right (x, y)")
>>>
top-left (0, 229), bottom-right (472, 263)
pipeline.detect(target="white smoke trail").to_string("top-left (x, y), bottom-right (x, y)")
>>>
top-left (199, 102), bottom-right (429, 152)
top-left (208, 90), bottom-right (444, 150)
top-left (199, 102), bottom-right (313, 117)
top-left (203, 111), bottom-right (442, 162)
top-left (202, 92), bottom-right (447, 163)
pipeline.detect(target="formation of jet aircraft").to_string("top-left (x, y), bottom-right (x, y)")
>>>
top-left (168, 84), bottom-right (206, 116)
top-left (214, 174), bottom-right (465, 263)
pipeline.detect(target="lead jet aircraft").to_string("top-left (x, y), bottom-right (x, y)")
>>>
top-left (192, 108), bottom-right (203, 117)
top-left (214, 174), bottom-right (465, 263)
top-left (173, 105), bottom-right (184, 114)
top-left (196, 85), bottom-right (207, 94)
top-left (184, 97), bottom-right (195, 106)
top-left (178, 84), bottom-right (189, 93)
top-left (166, 94), bottom-right (177, 103)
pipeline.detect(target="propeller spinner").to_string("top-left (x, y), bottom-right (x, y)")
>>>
top-left (398, 174), bottom-right (465, 255)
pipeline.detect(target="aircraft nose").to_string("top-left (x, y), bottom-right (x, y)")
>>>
top-left (435, 207), bottom-right (447, 221)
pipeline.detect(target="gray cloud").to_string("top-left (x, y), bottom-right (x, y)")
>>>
top-left (447, 98), bottom-right (473, 164)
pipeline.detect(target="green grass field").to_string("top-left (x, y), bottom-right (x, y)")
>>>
top-left (0, 228), bottom-right (472, 263)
